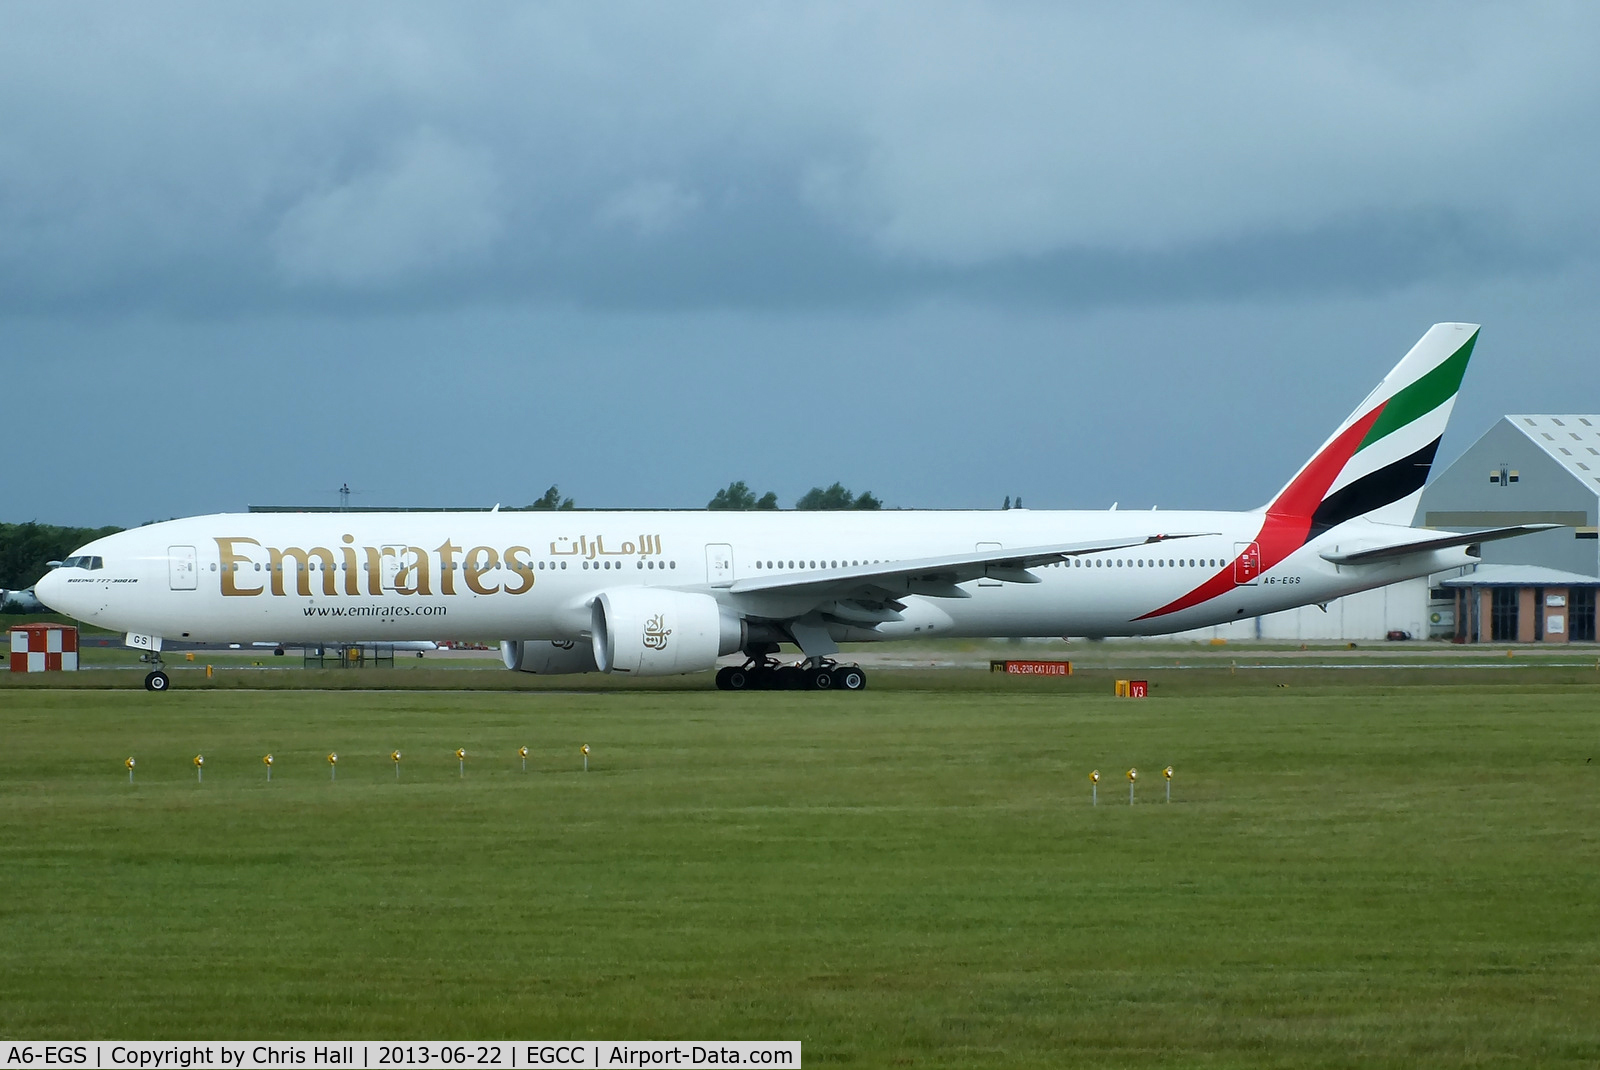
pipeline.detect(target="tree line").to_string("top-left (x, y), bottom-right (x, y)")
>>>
top-left (1, 522), bottom-right (123, 595)
top-left (519, 482), bottom-right (884, 511)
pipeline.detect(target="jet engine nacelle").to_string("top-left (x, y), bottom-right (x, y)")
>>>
top-left (500, 638), bottom-right (600, 675)
top-left (591, 588), bottom-right (744, 676)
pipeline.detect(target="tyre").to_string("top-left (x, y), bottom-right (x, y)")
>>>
top-left (807, 667), bottom-right (835, 690)
top-left (144, 671), bottom-right (170, 692)
top-left (715, 667), bottom-right (734, 690)
top-left (726, 668), bottom-right (751, 690)
top-left (835, 665), bottom-right (866, 691)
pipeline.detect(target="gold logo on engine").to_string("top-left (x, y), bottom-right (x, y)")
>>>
top-left (642, 614), bottom-right (672, 650)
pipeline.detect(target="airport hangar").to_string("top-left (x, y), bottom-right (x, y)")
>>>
top-left (1177, 414), bottom-right (1599, 644)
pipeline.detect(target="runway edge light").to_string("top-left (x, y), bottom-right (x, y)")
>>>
top-left (193, 754), bottom-right (204, 784)
top-left (1127, 766), bottom-right (1137, 805)
top-left (582, 743), bottom-right (590, 772)
top-left (125, 756), bottom-right (135, 784)
top-left (1164, 765), bottom-right (1173, 803)
top-left (519, 746), bottom-right (529, 773)
top-left (456, 748), bottom-right (466, 778)
top-left (327, 752), bottom-right (338, 781)
top-left (392, 750), bottom-right (402, 779)
top-left (1090, 769), bottom-right (1099, 807)
top-left (264, 753), bottom-right (273, 782)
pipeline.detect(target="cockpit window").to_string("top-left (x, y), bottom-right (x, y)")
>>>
top-left (59, 556), bottom-right (104, 570)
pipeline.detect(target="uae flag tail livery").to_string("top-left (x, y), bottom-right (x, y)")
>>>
top-left (1139, 323), bottom-right (1554, 622)
top-left (1270, 321), bottom-right (1477, 537)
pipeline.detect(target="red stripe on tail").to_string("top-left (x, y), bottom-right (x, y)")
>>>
top-left (1134, 404), bottom-right (1385, 620)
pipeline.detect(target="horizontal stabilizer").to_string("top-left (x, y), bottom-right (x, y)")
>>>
top-left (1319, 524), bottom-right (1562, 565)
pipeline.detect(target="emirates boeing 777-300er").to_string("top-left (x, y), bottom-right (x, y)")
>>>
top-left (38, 323), bottom-right (1553, 692)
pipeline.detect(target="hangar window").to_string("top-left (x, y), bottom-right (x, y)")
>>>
top-left (1560, 448), bottom-right (1572, 455)
top-left (1579, 463), bottom-right (1590, 471)
top-left (1491, 588), bottom-right (1519, 641)
top-left (1543, 432), bottom-right (1555, 441)
top-left (1573, 433), bottom-right (1584, 441)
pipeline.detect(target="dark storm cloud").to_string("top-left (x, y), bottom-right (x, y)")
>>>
top-left (1, 3), bottom-right (1597, 317)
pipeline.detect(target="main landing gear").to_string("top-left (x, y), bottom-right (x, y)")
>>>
top-left (139, 652), bottom-right (170, 692)
top-left (715, 652), bottom-right (867, 692)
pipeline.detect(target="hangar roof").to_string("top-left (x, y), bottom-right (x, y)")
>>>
top-left (1505, 415), bottom-right (1600, 495)
top-left (1441, 564), bottom-right (1600, 587)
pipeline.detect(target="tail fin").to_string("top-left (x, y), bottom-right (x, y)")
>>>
top-left (1265, 322), bottom-right (1479, 534)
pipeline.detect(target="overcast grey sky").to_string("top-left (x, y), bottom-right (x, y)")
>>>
top-left (3, 3), bottom-right (1598, 526)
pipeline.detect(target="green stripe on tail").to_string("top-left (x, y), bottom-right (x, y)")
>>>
top-left (1357, 329), bottom-right (1477, 451)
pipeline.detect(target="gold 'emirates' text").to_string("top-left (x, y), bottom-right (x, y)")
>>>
top-left (215, 537), bottom-right (536, 597)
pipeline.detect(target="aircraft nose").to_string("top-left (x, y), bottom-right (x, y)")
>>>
top-left (33, 567), bottom-right (70, 614)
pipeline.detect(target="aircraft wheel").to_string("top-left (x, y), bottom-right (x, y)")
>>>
top-left (726, 668), bottom-right (752, 691)
top-left (715, 667), bottom-right (735, 690)
top-left (835, 665), bottom-right (867, 691)
top-left (144, 671), bottom-right (170, 692)
top-left (806, 667), bottom-right (835, 690)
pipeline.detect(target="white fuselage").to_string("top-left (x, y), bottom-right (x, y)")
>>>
top-left (36, 509), bottom-right (1466, 645)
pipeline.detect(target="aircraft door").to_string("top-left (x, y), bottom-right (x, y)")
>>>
top-left (1233, 541), bottom-right (1261, 585)
top-left (976, 542), bottom-right (1002, 587)
top-left (705, 543), bottom-right (734, 588)
top-left (381, 544), bottom-right (406, 591)
top-left (168, 546), bottom-right (197, 590)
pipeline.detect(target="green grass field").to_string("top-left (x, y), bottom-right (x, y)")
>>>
top-left (3, 670), bottom-right (1599, 1066)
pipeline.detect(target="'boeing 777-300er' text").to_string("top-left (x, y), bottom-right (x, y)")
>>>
top-left (38, 323), bottom-right (1554, 691)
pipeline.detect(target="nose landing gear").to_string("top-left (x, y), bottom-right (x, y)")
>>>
top-left (139, 652), bottom-right (170, 692)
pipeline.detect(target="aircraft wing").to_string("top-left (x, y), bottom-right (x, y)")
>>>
top-left (727, 531), bottom-right (1216, 612)
top-left (1318, 524), bottom-right (1563, 566)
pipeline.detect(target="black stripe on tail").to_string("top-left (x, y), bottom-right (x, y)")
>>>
top-left (1307, 437), bottom-right (1440, 540)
